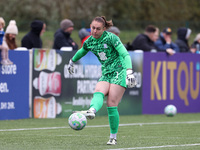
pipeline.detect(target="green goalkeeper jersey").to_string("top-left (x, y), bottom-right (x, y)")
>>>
top-left (72, 31), bottom-right (132, 75)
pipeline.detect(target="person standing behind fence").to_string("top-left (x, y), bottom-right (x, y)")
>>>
top-left (5, 20), bottom-right (18, 50)
top-left (190, 33), bottom-right (200, 54)
top-left (78, 28), bottom-right (90, 47)
top-left (175, 27), bottom-right (192, 52)
top-left (107, 26), bottom-right (120, 36)
top-left (0, 17), bottom-right (13, 65)
top-left (155, 27), bottom-right (179, 55)
top-left (131, 25), bottom-right (159, 52)
top-left (53, 19), bottom-right (78, 50)
top-left (21, 20), bottom-right (46, 49)
top-left (1, 20), bottom-right (19, 65)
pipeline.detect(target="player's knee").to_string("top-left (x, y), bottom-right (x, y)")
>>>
top-left (107, 99), bottom-right (118, 107)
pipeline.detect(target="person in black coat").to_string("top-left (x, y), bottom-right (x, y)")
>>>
top-left (53, 19), bottom-right (78, 50)
top-left (21, 20), bottom-right (46, 49)
top-left (131, 25), bottom-right (159, 52)
top-left (175, 27), bottom-right (192, 52)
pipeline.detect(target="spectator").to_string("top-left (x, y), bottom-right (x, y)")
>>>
top-left (53, 19), bottom-right (78, 50)
top-left (106, 26), bottom-right (134, 50)
top-left (107, 26), bottom-right (120, 36)
top-left (155, 27), bottom-right (179, 55)
top-left (175, 27), bottom-right (191, 52)
top-left (1, 20), bottom-right (18, 65)
top-left (21, 20), bottom-right (46, 49)
top-left (78, 28), bottom-right (90, 47)
top-left (131, 25), bottom-right (159, 51)
top-left (5, 20), bottom-right (18, 50)
top-left (190, 33), bottom-right (200, 54)
top-left (0, 17), bottom-right (13, 65)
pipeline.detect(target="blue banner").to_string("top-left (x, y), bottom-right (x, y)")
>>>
top-left (0, 51), bottom-right (29, 120)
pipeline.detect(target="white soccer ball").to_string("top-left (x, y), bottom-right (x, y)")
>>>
top-left (164, 105), bottom-right (177, 117)
top-left (68, 113), bottom-right (87, 130)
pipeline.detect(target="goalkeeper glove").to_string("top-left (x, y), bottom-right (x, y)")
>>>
top-left (68, 59), bottom-right (74, 74)
top-left (126, 69), bottom-right (137, 88)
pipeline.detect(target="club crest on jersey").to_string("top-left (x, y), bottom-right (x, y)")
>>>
top-left (115, 41), bottom-right (120, 47)
top-left (104, 44), bottom-right (108, 48)
top-left (98, 52), bottom-right (107, 60)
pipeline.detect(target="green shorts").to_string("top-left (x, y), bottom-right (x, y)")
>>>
top-left (98, 69), bottom-right (127, 88)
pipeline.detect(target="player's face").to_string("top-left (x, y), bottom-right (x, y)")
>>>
top-left (90, 21), bottom-right (105, 39)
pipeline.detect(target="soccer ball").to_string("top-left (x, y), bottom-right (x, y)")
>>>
top-left (68, 113), bottom-right (87, 130)
top-left (164, 105), bottom-right (177, 117)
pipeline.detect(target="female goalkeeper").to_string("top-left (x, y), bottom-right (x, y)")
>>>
top-left (67, 16), bottom-right (136, 145)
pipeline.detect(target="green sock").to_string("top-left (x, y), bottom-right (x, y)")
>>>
top-left (107, 107), bottom-right (119, 134)
top-left (90, 92), bottom-right (104, 113)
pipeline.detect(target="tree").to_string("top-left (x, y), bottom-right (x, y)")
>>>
top-left (1, 0), bottom-right (200, 31)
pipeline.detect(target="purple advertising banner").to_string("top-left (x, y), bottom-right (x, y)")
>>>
top-left (142, 52), bottom-right (200, 114)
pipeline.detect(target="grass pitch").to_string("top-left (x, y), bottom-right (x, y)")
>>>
top-left (0, 113), bottom-right (200, 150)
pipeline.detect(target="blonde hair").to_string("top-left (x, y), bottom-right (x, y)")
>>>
top-left (0, 17), bottom-right (5, 28)
top-left (92, 16), bottom-right (113, 29)
top-left (194, 33), bottom-right (200, 42)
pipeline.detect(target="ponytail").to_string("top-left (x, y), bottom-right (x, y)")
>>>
top-left (93, 16), bottom-right (113, 29)
top-left (101, 16), bottom-right (113, 29)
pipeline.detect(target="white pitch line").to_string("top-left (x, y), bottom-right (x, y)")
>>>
top-left (0, 127), bottom-right (68, 132)
top-left (0, 120), bottom-right (200, 132)
top-left (56, 134), bottom-right (105, 137)
top-left (118, 120), bottom-right (200, 126)
top-left (105, 143), bottom-right (200, 150)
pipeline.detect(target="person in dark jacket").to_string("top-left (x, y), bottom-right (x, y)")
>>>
top-left (175, 27), bottom-right (191, 52)
top-left (53, 19), bottom-right (78, 50)
top-left (131, 25), bottom-right (159, 52)
top-left (21, 20), bottom-right (46, 49)
top-left (155, 27), bottom-right (179, 55)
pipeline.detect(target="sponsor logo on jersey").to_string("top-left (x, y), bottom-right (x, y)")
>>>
top-left (98, 52), bottom-right (107, 61)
